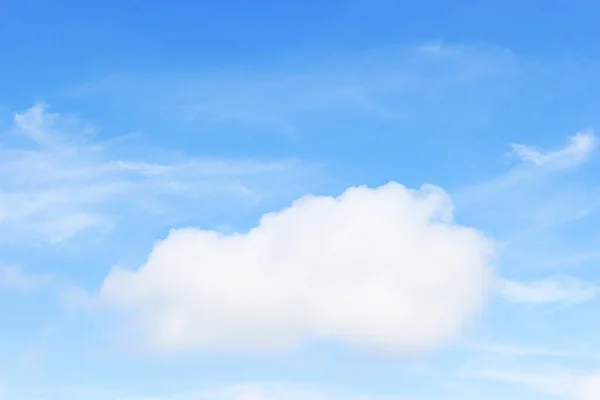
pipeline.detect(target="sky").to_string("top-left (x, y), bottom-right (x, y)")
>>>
top-left (1, 0), bottom-right (600, 399)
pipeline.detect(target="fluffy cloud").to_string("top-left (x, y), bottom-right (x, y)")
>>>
top-left (99, 182), bottom-right (494, 354)
top-left (572, 371), bottom-right (600, 400)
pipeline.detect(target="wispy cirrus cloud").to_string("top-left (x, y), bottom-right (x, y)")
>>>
top-left (0, 264), bottom-right (52, 293)
top-left (449, 131), bottom-right (600, 398)
top-left (67, 43), bottom-right (518, 133)
top-left (0, 104), bottom-right (319, 244)
top-left (452, 132), bottom-right (600, 313)
top-left (459, 131), bottom-right (597, 205)
top-left (497, 276), bottom-right (597, 305)
top-left (509, 131), bottom-right (596, 169)
top-left (454, 130), bottom-right (600, 283)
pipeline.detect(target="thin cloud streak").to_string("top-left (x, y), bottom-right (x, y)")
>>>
top-left (0, 264), bottom-right (52, 293)
top-left (497, 276), bottom-right (597, 305)
top-left (0, 104), bottom-right (318, 244)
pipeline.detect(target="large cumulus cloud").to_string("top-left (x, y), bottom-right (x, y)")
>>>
top-left (99, 182), bottom-right (494, 354)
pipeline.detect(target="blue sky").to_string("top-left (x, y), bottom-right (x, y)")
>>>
top-left (1, 1), bottom-right (600, 399)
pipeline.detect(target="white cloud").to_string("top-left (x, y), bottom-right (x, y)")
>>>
top-left (572, 370), bottom-right (600, 400)
top-left (510, 131), bottom-right (596, 170)
top-left (497, 276), bottom-right (597, 305)
top-left (0, 264), bottom-right (51, 292)
top-left (0, 104), bottom-right (316, 244)
top-left (460, 132), bottom-right (597, 206)
top-left (98, 182), bottom-right (494, 354)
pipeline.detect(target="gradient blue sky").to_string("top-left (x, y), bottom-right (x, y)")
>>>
top-left (1, 1), bottom-right (600, 399)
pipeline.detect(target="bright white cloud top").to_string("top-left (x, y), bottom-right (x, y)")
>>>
top-left (99, 182), bottom-right (494, 354)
